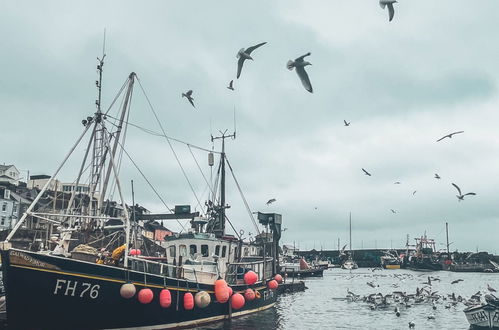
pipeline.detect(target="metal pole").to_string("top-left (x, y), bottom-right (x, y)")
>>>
top-left (5, 124), bottom-right (91, 242)
top-left (446, 222), bottom-right (450, 256)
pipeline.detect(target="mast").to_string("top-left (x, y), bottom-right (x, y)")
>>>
top-left (349, 212), bottom-right (352, 253)
top-left (446, 222), bottom-right (450, 256)
top-left (211, 129), bottom-right (235, 237)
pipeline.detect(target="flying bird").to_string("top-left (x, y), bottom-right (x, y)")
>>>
top-left (413, 190), bottom-right (417, 195)
top-left (391, 209), bottom-right (396, 214)
top-left (362, 168), bottom-right (372, 176)
top-left (236, 42), bottom-right (267, 79)
top-left (435, 173), bottom-right (441, 179)
top-left (394, 181), bottom-right (401, 184)
top-left (287, 52), bottom-right (313, 93)
top-left (344, 120), bottom-right (350, 127)
top-left (266, 198), bottom-right (276, 205)
top-left (181, 90), bottom-right (195, 108)
top-left (436, 131), bottom-right (464, 142)
top-left (379, 0), bottom-right (397, 22)
top-left (452, 183), bottom-right (476, 202)
top-left (227, 80), bottom-right (234, 91)
top-left (451, 279), bottom-right (464, 284)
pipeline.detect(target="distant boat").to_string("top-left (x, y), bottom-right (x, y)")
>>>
top-left (380, 250), bottom-right (401, 269)
top-left (280, 258), bottom-right (324, 278)
top-left (342, 212), bottom-right (358, 270)
top-left (404, 233), bottom-right (443, 271)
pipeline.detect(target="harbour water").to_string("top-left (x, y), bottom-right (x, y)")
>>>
top-left (198, 269), bottom-right (499, 330)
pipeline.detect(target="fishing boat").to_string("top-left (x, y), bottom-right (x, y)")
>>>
top-left (0, 56), bottom-right (282, 329)
top-left (464, 295), bottom-right (499, 329)
top-left (380, 250), bottom-right (401, 269)
top-left (280, 258), bottom-right (324, 278)
top-left (341, 212), bottom-right (358, 270)
top-left (404, 233), bottom-right (443, 271)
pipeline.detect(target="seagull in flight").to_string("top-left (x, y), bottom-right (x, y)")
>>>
top-left (227, 80), bottom-right (234, 91)
top-left (394, 181), bottom-right (401, 184)
top-left (391, 209), bottom-right (396, 214)
top-left (344, 120), bottom-right (350, 127)
top-left (182, 90), bottom-right (195, 108)
top-left (287, 52), bottom-right (313, 93)
top-left (413, 190), bottom-right (417, 195)
top-left (379, 0), bottom-right (397, 22)
top-left (436, 131), bottom-right (464, 142)
top-left (435, 173), bottom-right (441, 179)
top-left (266, 198), bottom-right (276, 205)
top-left (452, 183), bottom-right (476, 201)
top-left (362, 168), bottom-right (372, 176)
top-left (236, 42), bottom-right (267, 79)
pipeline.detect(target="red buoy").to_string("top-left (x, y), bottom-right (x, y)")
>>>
top-left (183, 292), bottom-right (194, 310)
top-left (268, 280), bottom-right (278, 290)
top-left (159, 289), bottom-right (171, 308)
top-left (244, 288), bottom-right (256, 301)
top-left (214, 279), bottom-right (229, 303)
top-left (130, 249), bottom-right (137, 256)
top-left (274, 274), bottom-right (283, 284)
top-left (227, 286), bottom-right (233, 297)
top-left (138, 288), bottom-right (153, 304)
top-left (243, 270), bottom-right (258, 285)
top-left (231, 293), bottom-right (245, 310)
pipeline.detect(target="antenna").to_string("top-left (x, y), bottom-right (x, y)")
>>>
top-left (233, 106), bottom-right (237, 139)
top-left (102, 28), bottom-right (107, 58)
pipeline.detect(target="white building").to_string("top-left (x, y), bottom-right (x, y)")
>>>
top-left (0, 164), bottom-right (20, 186)
top-left (0, 186), bottom-right (18, 230)
top-left (28, 175), bottom-right (61, 191)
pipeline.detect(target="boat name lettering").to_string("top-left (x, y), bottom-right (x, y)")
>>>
top-left (469, 310), bottom-right (488, 323)
top-left (10, 250), bottom-right (51, 269)
top-left (53, 279), bottom-right (100, 299)
top-left (263, 290), bottom-right (275, 301)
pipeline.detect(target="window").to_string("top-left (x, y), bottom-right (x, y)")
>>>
top-left (169, 245), bottom-right (176, 258)
top-left (1, 217), bottom-right (5, 226)
top-left (179, 244), bottom-right (187, 257)
top-left (2, 203), bottom-right (6, 212)
top-left (222, 246), bottom-right (227, 258)
top-left (244, 247), bottom-right (249, 256)
top-left (189, 244), bottom-right (197, 257)
top-left (201, 245), bottom-right (209, 257)
top-left (215, 245), bottom-right (220, 256)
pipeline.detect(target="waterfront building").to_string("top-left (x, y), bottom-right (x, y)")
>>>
top-left (0, 164), bottom-right (20, 186)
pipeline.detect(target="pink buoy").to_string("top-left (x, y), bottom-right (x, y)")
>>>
top-left (214, 279), bottom-right (229, 303)
top-left (138, 288), bottom-right (154, 304)
top-left (243, 270), bottom-right (258, 285)
top-left (227, 286), bottom-right (233, 297)
top-left (130, 249), bottom-right (137, 256)
top-left (267, 280), bottom-right (278, 290)
top-left (231, 293), bottom-right (245, 310)
top-left (184, 292), bottom-right (194, 310)
top-left (120, 283), bottom-right (136, 299)
top-left (136, 249), bottom-right (142, 255)
top-left (244, 288), bottom-right (256, 301)
top-left (159, 289), bottom-right (171, 308)
top-left (274, 274), bottom-right (283, 284)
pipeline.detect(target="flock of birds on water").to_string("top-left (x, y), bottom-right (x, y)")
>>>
top-left (340, 272), bottom-right (498, 328)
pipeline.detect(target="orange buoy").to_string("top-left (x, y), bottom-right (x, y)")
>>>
top-left (214, 279), bottom-right (229, 303)
top-left (120, 283), bottom-right (136, 299)
top-left (274, 274), bottom-right (283, 284)
top-left (243, 270), bottom-right (258, 285)
top-left (227, 286), bottom-right (233, 297)
top-left (231, 293), bottom-right (245, 310)
top-left (244, 288), bottom-right (256, 301)
top-left (184, 292), bottom-right (194, 310)
top-left (159, 289), bottom-right (171, 308)
top-left (138, 288), bottom-right (154, 304)
top-left (194, 291), bottom-right (211, 308)
top-left (268, 280), bottom-right (278, 290)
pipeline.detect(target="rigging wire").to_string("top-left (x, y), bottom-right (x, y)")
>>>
top-left (225, 156), bottom-right (261, 235)
top-left (113, 136), bottom-right (187, 231)
top-left (135, 76), bottom-right (204, 213)
top-left (188, 145), bottom-right (215, 198)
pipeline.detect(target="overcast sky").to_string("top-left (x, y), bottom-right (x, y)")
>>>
top-left (1, 1), bottom-right (499, 253)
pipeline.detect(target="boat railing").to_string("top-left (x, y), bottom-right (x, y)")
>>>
top-left (128, 257), bottom-right (219, 284)
top-left (225, 257), bottom-right (273, 285)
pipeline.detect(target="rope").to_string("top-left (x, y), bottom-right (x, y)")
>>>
top-left (135, 76), bottom-right (204, 214)
top-left (188, 145), bottom-right (215, 198)
top-left (225, 156), bottom-right (261, 235)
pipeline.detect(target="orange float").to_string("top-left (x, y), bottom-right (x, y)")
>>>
top-left (214, 279), bottom-right (229, 303)
top-left (243, 270), bottom-right (258, 285)
top-left (138, 288), bottom-right (153, 304)
top-left (227, 286), bottom-right (233, 297)
top-left (159, 289), bottom-right (171, 308)
top-left (274, 274), bottom-right (283, 284)
top-left (231, 293), bottom-right (245, 310)
top-left (244, 288), bottom-right (256, 301)
top-left (183, 292), bottom-right (194, 310)
top-left (267, 280), bottom-right (278, 290)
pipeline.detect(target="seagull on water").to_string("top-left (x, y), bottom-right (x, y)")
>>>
top-left (451, 279), bottom-right (464, 284)
top-left (182, 90), bottom-right (195, 108)
top-left (227, 80), bottom-right (234, 91)
top-left (362, 168), bottom-right (372, 176)
top-left (379, 0), bottom-right (397, 22)
top-left (236, 42), bottom-right (267, 79)
top-left (344, 120), bottom-right (350, 126)
top-left (435, 173), bottom-right (441, 179)
top-left (287, 52), bottom-right (313, 93)
top-left (487, 284), bottom-right (497, 292)
top-left (452, 183), bottom-right (476, 202)
top-left (436, 131), bottom-right (464, 142)
top-left (266, 198), bottom-right (276, 205)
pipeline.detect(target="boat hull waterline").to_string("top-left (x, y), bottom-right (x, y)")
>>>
top-left (1, 249), bottom-right (277, 330)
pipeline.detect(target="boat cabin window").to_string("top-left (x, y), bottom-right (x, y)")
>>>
top-left (169, 245), bottom-right (176, 258)
top-left (179, 244), bottom-right (187, 257)
top-left (222, 246), bottom-right (227, 257)
top-left (189, 244), bottom-right (197, 257)
top-left (201, 244), bottom-right (209, 257)
top-left (244, 247), bottom-right (249, 256)
top-left (215, 245), bottom-right (220, 256)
